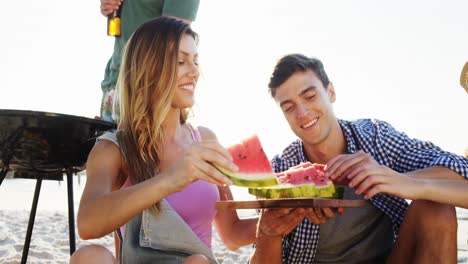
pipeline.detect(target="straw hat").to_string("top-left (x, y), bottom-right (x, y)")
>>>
top-left (461, 61), bottom-right (468, 93)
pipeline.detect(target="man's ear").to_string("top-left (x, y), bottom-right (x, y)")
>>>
top-left (327, 82), bottom-right (336, 103)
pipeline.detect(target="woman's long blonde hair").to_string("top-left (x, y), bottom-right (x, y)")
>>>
top-left (113, 17), bottom-right (198, 211)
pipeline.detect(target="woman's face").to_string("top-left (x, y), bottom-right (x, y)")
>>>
top-left (172, 34), bottom-right (199, 109)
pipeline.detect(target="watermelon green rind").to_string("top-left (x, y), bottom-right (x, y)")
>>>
top-left (214, 164), bottom-right (279, 187)
top-left (248, 182), bottom-right (341, 199)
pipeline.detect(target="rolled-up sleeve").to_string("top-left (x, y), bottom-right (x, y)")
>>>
top-left (377, 121), bottom-right (468, 178)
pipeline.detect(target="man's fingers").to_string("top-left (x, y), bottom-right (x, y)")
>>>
top-left (327, 151), bottom-right (367, 180)
top-left (335, 207), bottom-right (345, 215)
top-left (265, 208), bottom-right (293, 218)
top-left (283, 212), bottom-right (306, 234)
top-left (332, 151), bottom-right (369, 180)
top-left (313, 207), bottom-right (324, 219)
top-left (348, 166), bottom-right (383, 188)
top-left (259, 209), bottom-right (305, 237)
top-left (364, 186), bottom-right (383, 200)
top-left (277, 209), bottom-right (305, 235)
top-left (322, 208), bottom-right (335, 218)
top-left (355, 175), bottom-right (385, 195)
top-left (305, 208), bottom-right (321, 224)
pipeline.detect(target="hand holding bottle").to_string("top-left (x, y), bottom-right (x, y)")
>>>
top-left (100, 0), bottom-right (123, 16)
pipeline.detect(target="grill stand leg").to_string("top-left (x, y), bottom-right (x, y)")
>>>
top-left (0, 166), bottom-right (9, 185)
top-left (21, 177), bottom-right (42, 264)
top-left (67, 170), bottom-right (76, 255)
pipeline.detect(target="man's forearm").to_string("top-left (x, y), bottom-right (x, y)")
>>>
top-left (250, 233), bottom-right (283, 264)
top-left (406, 165), bottom-right (465, 180)
top-left (417, 179), bottom-right (468, 208)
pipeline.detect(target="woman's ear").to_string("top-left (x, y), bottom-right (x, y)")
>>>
top-left (327, 82), bottom-right (336, 103)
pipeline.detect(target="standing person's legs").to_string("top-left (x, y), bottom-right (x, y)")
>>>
top-left (387, 200), bottom-right (457, 264)
top-left (100, 88), bottom-right (116, 123)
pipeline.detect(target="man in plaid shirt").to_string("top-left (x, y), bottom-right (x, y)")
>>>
top-left (250, 54), bottom-right (468, 263)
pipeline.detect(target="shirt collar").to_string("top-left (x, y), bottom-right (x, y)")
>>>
top-left (296, 119), bottom-right (360, 159)
top-left (338, 119), bottom-right (360, 154)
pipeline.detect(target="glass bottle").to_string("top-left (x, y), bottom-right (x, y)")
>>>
top-left (107, 10), bottom-right (121, 36)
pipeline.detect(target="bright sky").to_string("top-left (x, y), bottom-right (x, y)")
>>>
top-left (1, 0), bottom-right (467, 158)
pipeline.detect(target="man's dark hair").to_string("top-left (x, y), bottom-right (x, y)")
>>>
top-left (268, 54), bottom-right (330, 97)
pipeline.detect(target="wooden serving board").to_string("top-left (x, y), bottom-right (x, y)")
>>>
top-left (215, 198), bottom-right (366, 210)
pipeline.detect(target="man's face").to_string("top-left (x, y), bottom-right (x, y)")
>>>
top-left (274, 70), bottom-right (337, 146)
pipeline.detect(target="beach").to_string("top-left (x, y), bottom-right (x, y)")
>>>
top-left (0, 176), bottom-right (467, 263)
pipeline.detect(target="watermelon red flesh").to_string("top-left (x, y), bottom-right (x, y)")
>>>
top-left (237, 135), bottom-right (273, 173)
top-left (249, 162), bottom-right (337, 198)
top-left (278, 168), bottom-right (312, 185)
top-left (229, 143), bottom-right (249, 169)
top-left (290, 162), bottom-right (313, 169)
top-left (303, 166), bottom-right (328, 187)
top-left (214, 134), bottom-right (278, 187)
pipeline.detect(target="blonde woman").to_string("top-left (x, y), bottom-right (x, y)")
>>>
top-left (70, 17), bottom-right (257, 264)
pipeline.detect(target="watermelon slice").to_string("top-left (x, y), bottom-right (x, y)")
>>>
top-left (248, 162), bottom-right (339, 198)
top-left (215, 134), bottom-right (278, 187)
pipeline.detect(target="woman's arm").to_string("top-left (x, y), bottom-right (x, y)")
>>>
top-left (78, 134), bottom-right (235, 240)
top-left (77, 140), bottom-right (175, 239)
top-left (196, 126), bottom-right (257, 250)
top-left (213, 186), bottom-right (257, 251)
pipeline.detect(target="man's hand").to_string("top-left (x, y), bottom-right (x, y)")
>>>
top-left (257, 208), bottom-right (305, 237)
top-left (326, 150), bottom-right (421, 200)
top-left (305, 207), bottom-right (345, 224)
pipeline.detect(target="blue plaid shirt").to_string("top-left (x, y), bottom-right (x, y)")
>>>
top-left (271, 119), bottom-right (468, 263)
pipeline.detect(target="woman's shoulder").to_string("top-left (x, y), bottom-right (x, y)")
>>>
top-left (97, 131), bottom-right (119, 146)
top-left (194, 125), bottom-right (217, 141)
top-left (88, 133), bottom-right (126, 187)
top-left (90, 132), bottom-right (123, 164)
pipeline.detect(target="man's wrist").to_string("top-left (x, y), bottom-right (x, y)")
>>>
top-left (256, 227), bottom-right (283, 240)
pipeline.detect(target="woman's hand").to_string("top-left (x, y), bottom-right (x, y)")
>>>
top-left (162, 140), bottom-right (237, 192)
top-left (100, 0), bottom-right (123, 16)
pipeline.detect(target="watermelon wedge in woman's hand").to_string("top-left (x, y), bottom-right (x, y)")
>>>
top-left (213, 134), bottom-right (278, 188)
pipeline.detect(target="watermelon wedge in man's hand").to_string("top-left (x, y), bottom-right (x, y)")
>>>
top-left (249, 162), bottom-right (339, 199)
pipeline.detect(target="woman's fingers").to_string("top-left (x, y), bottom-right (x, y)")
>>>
top-left (197, 140), bottom-right (233, 160)
top-left (190, 156), bottom-right (233, 186)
